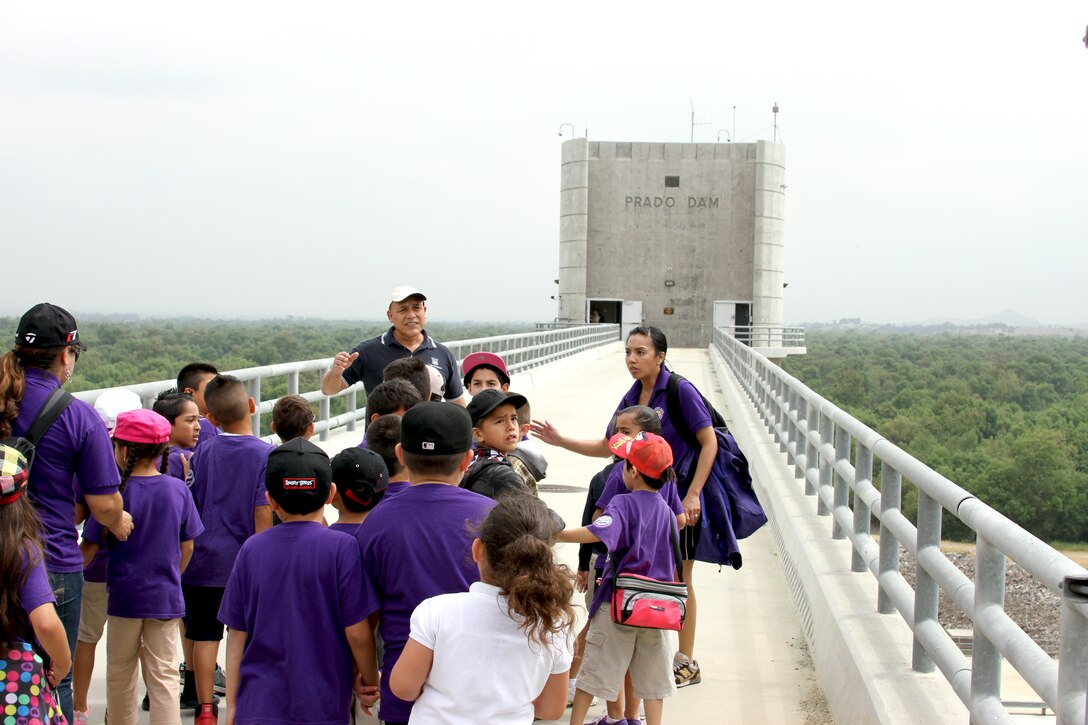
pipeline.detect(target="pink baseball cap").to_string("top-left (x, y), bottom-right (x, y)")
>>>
top-left (608, 431), bottom-right (674, 479)
top-left (461, 351), bottom-right (510, 387)
top-left (113, 409), bottom-right (171, 445)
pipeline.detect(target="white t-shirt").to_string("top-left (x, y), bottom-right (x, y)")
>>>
top-left (406, 581), bottom-right (573, 724)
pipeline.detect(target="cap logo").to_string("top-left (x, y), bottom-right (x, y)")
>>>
top-left (431, 357), bottom-right (439, 366)
top-left (23, 333), bottom-right (36, 344)
top-left (282, 477), bottom-right (316, 490)
top-left (422, 442), bottom-right (435, 451)
top-left (66, 330), bottom-right (78, 344)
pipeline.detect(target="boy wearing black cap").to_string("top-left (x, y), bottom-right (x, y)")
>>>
top-left (354, 402), bottom-right (495, 725)
top-left (219, 438), bottom-right (379, 725)
top-left (461, 389), bottom-right (530, 499)
top-left (329, 447), bottom-right (388, 535)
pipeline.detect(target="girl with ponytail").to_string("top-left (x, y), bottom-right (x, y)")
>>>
top-left (390, 493), bottom-right (575, 723)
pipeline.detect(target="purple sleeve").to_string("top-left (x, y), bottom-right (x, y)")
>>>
top-left (74, 413), bottom-right (122, 496)
top-left (218, 551), bottom-right (248, 631)
top-left (595, 464), bottom-right (626, 511)
top-left (337, 537), bottom-right (369, 627)
top-left (82, 518), bottom-right (105, 547)
top-left (663, 481), bottom-right (684, 514)
top-left (354, 530), bottom-right (383, 619)
top-left (179, 487), bottom-right (204, 542)
top-left (586, 500), bottom-right (630, 554)
top-left (19, 552), bottom-right (56, 615)
top-left (253, 458), bottom-right (269, 508)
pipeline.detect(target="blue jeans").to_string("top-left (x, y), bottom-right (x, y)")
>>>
top-left (47, 569), bottom-right (83, 725)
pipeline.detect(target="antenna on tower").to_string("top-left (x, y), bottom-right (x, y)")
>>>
top-left (689, 98), bottom-right (711, 142)
top-left (772, 102), bottom-right (780, 142)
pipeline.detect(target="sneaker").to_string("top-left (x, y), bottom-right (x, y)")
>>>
top-left (73, 710), bottom-right (90, 725)
top-left (181, 692), bottom-right (220, 710)
top-left (673, 653), bottom-right (701, 687)
top-left (213, 665), bottom-right (227, 695)
top-left (195, 703), bottom-right (218, 725)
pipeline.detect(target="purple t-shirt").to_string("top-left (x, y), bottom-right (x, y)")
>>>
top-left (165, 446), bottom-right (196, 488)
top-left (81, 535), bottom-right (109, 584)
top-left (612, 368), bottom-right (713, 479)
top-left (586, 490), bottom-right (677, 617)
top-left (84, 474), bottom-right (203, 618)
top-left (13, 368), bottom-right (121, 572)
top-left (197, 417), bottom-right (219, 447)
top-left (219, 522), bottom-right (368, 725)
top-left (596, 461), bottom-right (684, 515)
top-left (182, 434), bottom-right (271, 588)
top-left (328, 521), bottom-right (362, 537)
top-left (383, 480), bottom-right (409, 498)
top-left (355, 483), bottom-right (495, 723)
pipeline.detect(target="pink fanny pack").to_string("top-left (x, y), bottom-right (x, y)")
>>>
top-left (610, 573), bottom-right (688, 631)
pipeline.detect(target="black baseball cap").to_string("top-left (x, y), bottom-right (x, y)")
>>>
top-left (265, 438), bottom-right (332, 514)
top-left (16, 303), bottom-right (87, 350)
top-left (400, 402), bottom-right (473, 455)
top-left (331, 447), bottom-right (389, 512)
top-left (466, 389), bottom-right (527, 425)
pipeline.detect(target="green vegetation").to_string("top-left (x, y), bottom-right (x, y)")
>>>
top-left (0, 317), bottom-right (534, 436)
top-left (782, 331), bottom-right (1088, 543)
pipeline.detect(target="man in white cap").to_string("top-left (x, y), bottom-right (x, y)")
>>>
top-left (321, 286), bottom-right (466, 405)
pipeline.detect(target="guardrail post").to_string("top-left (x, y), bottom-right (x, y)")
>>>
top-left (805, 403), bottom-right (819, 497)
top-left (877, 462), bottom-right (901, 614)
top-left (913, 490), bottom-right (941, 673)
top-left (793, 395), bottom-right (807, 480)
top-left (851, 443), bottom-right (872, 572)
top-left (248, 379), bottom-right (261, 438)
top-left (288, 371), bottom-right (299, 395)
top-left (1056, 576), bottom-right (1088, 725)
top-left (817, 412), bottom-right (832, 516)
top-left (346, 389), bottom-right (358, 433)
top-left (832, 424), bottom-right (850, 539)
top-left (971, 536), bottom-right (1005, 715)
top-left (775, 376), bottom-right (788, 451)
top-left (319, 397), bottom-right (330, 442)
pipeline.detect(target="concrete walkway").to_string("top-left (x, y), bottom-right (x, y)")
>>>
top-left (83, 344), bottom-right (826, 724)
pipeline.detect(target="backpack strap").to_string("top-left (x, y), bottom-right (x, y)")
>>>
top-left (665, 372), bottom-right (700, 453)
top-left (25, 388), bottom-right (74, 447)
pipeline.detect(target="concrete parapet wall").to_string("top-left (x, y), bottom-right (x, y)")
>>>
top-left (708, 346), bottom-right (967, 724)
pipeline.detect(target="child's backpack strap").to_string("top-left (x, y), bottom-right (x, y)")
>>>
top-left (4, 387), bottom-right (74, 471)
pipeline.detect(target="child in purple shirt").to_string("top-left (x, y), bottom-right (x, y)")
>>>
top-left (0, 442), bottom-right (70, 725)
top-left (355, 403), bottom-right (495, 725)
top-left (219, 438), bottom-right (379, 725)
top-left (181, 375), bottom-right (273, 724)
top-left (153, 391), bottom-right (202, 486)
top-left (329, 447), bottom-right (388, 536)
top-left (82, 409), bottom-right (203, 725)
top-left (559, 432), bottom-right (681, 725)
top-left (362, 415), bottom-right (411, 499)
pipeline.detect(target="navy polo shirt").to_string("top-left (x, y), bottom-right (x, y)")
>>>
top-left (342, 326), bottom-right (465, 399)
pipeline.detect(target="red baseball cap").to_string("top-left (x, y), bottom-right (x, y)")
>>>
top-left (461, 351), bottom-right (510, 387)
top-left (608, 431), bottom-right (674, 479)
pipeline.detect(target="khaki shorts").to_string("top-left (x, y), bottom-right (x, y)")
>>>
top-left (576, 607), bottom-right (677, 701)
top-left (78, 580), bottom-right (108, 644)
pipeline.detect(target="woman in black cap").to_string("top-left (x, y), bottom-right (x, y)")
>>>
top-left (0, 303), bottom-right (133, 722)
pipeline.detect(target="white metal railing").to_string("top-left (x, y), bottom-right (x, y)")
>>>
top-left (720, 324), bottom-right (806, 350)
top-left (72, 324), bottom-right (620, 443)
top-left (713, 327), bottom-right (1088, 724)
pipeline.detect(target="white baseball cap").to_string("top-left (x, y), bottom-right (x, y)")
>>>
top-left (94, 389), bottom-right (143, 431)
top-left (390, 286), bottom-right (427, 303)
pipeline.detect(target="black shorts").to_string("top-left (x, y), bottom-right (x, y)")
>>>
top-left (182, 584), bottom-right (226, 641)
top-left (679, 521), bottom-right (702, 561)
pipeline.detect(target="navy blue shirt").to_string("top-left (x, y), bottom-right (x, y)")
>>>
top-left (343, 327), bottom-right (464, 399)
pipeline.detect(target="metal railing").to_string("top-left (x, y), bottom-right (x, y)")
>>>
top-left (712, 327), bottom-right (1088, 725)
top-left (73, 324), bottom-right (620, 443)
top-left (720, 324), bottom-right (806, 350)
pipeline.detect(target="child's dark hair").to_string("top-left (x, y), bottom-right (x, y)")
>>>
top-left (625, 460), bottom-right (675, 491)
top-left (367, 379), bottom-right (422, 418)
top-left (272, 394), bottom-right (314, 443)
top-left (613, 405), bottom-right (661, 435)
top-left (114, 438), bottom-right (169, 492)
top-left (365, 414), bottom-right (405, 477)
top-left (0, 497), bottom-right (44, 643)
top-left (478, 493), bottom-right (575, 647)
top-left (382, 358), bottom-right (430, 402)
top-left (154, 391), bottom-right (196, 424)
top-left (204, 375), bottom-right (248, 426)
top-left (177, 362), bottom-right (218, 394)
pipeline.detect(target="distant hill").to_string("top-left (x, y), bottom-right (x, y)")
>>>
top-left (916, 309), bottom-right (1043, 327)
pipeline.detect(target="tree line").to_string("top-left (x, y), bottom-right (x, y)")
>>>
top-left (782, 331), bottom-right (1088, 543)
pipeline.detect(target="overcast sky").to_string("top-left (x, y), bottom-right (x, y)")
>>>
top-left (2, 2), bottom-right (1086, 325)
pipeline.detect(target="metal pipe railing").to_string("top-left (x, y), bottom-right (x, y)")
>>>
top-left (73, 324), bottom-right (619, 444)
top-left (712, 326), bottom-right (1088, 724)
